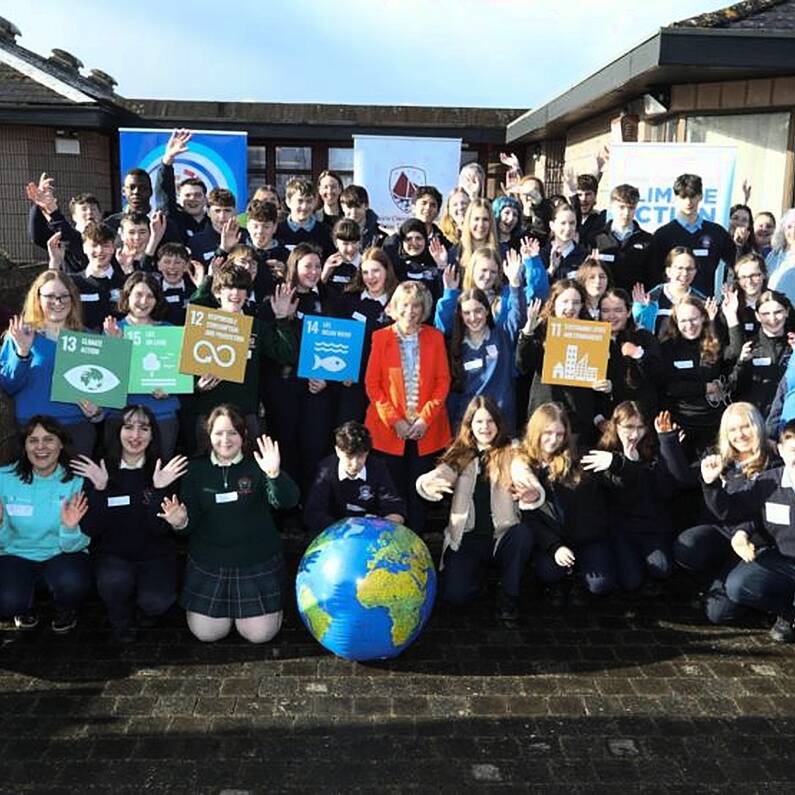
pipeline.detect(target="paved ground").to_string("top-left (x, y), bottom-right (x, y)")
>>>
top-left (2, 533), bottom-right (795, 793)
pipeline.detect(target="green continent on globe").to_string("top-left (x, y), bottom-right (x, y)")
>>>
top-left (356, 530), bottom-right (431, 646)
top-left (297, 585), bottom-right (332, 641)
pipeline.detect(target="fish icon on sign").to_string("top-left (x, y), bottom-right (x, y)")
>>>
top-left (313, 354), bottom-right (346, 373)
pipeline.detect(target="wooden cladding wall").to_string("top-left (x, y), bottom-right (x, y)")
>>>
top-left (670, 77), bottom-right (795, 113)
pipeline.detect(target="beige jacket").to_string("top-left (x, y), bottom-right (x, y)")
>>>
top-left (416, 457), bottom-right (545, 568)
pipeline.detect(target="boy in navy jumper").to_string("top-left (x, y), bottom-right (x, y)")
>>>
top-left (304, 422), bottom-right (406, 534)
top-left (574, 174), bottom-right (606, 245)
top-left (590, 184), bottom-right (652, 292)
top-left (245, 199), bottom-right (290, 296)
top-left (340, 184), bottom-right (386, 250)
top-left (647, 173), bottom-right (735, 297)
top-left (155, 128), bottom-right (215, 261)
top-left (155, 242), bottom-right (195, 326)
top-left (276, 178), bottom-right (335, 259)
top-left (702, 419), bottom-right (795, 642)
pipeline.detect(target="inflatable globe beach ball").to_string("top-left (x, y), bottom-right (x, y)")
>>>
top-left (295, 517), bottom-right (437, 661)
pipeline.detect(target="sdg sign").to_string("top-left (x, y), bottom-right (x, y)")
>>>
top-left (297, 316), bottom-right (365, 383)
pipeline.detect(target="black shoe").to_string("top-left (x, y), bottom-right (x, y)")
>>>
top-left (769, 616), bottom-right (795, 643)
top-left (51, 609), bottom-right (77, 635)
top-left (495, 594), bottom-right (519, 623)
top-left (13, 610), bottom-right (39, 631)
top-left (111, 626), bottom-right (139, 644)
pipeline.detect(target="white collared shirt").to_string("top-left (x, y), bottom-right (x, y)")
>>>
top-left (210, 451), bottom-right (244, 467)
top-left (120, 456), bottom-right (145, 470)
top-left (362, 292), bottom-right (388, 306)
top-left (338, 462), bottom-right (367, 482)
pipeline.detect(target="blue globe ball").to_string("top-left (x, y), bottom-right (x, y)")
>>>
top-left (295, 517), bottom-right (437, 661)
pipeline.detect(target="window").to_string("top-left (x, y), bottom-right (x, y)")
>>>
top-left (247, 146), bottom-right (268, 201)
top-left (685, 113), bottom-right (790, 215)
top-left (328, 147), bottom-right (354, 186)
top-left (460, 149), bottom-right (479, 168)
top-left (276, 146), bottom-right (312, 197)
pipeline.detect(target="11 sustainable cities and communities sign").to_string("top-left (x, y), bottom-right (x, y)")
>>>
top-left (50, 309), bottom-right (367, 409)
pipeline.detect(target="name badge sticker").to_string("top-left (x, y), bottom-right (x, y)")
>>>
top-left (215, 491), bottom-right (239, 504)
top-left (752, 357), bottom-right (772, 367)
top-left (166, 294), bottom-right (181, 303)
top-left (81, 293), bottom-right (100, 302)
top-left (598, 253), bottom-right (615, 262)
top-left (463, 358), bottom-right (484, 371)
top-left (107, 495), bottom-right (131, 508)
top-left (345, 503), bottom-right (366, 513)
top-left (673, 360), bottom-right (695, 369)
top-left (6, 503), bottom-right (33, 517)
top-left (351, 312), bottom-right (367, 323)
top-left (693, 248), bottom-right (709, 257)
top-left (765, 502), bottom-right (791, 526)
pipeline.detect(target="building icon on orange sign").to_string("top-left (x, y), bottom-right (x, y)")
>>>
top-left (552, 344), bottom-right (598, 382)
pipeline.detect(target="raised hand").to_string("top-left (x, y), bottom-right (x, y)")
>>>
top-left (720, 285), bottom-right (739, 326)
top-left (146, 210), bottom-right (167, 255)
top-left (654, 410), bottom-right (678, 435)
top-left (187, 259), bottom-right (206, 285)
top-left (270, 283), bottom-right (298, 319)
top-left (61, 492), bottom-right (88, 529)
top-left (266, 258), bottom-right (287, 280)
top-left (581, 450), bottom-right (613, 472)
top-left (522, 297), bottom-right (543, 335)
top-left (596, 144), bottom-right (611, 171)
top-left (563, 164), bottom-right (577, 195)
top-left (738, 339), bottom-right (754, 363)
top-left (429, 237), bottom-right (448, 269)
top-left (77, 399), bottom-right (101, 420)
top-left (788, 332), bottom-right (795, 351)
top-left (7, 315), bottom-right (35, 357)
top-left (162, 128), bottom-right (192, 166)
top-left (116, 246), bottom-right (136, 275)
top-left (520, 236), bottom-right (540, 260)
top-left (69, 455), bottom-right (109, 490)
top-left (152, 455), bottom-right (189, 489)
top-left (503, 249), bottom-right (523, 287)
top-left (25, 173), bottom-right (57, 214)
top-left (632, 283), bottom-right (650, 306)
top-left (308, 378), bottom-right (327, 395)
top-left (499, 152), bottom-right (521, 172)
top-left (704, 296), bottom-right (719, 323)
top-left (620, 341), bottom-right (643, 359)
top-left (103, 315), bottom-right (122, 338)
top-left (197, 374), bottom-right (221, 392)
top-left (741, 177), bottom-right (752, 205)
top-left (321, 252), bottom-right (343, 282)
top-left (700, 454), bottom-right (723, 484)
top-left (220, 217), bottom-right (240, 252)
top-left (157, 495), bottom-right (187, 527)
top-left (46, 231), bottom-right (65, 270)
top-left (254, 435), bottom-right (280, 478)
top-left (442, 264), bottom-right (460, 291)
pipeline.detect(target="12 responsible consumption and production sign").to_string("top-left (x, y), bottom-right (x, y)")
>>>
top-left (119, 128), bottom-right (248, 213)
top-left (297, 316), bottom-right (365, 383)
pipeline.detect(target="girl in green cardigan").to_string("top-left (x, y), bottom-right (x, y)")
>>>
top-left (158, 403), bottom-right (299, 643)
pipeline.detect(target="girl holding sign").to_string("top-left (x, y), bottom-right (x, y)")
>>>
top-left (515, 279), bottom-right (613, 450)
top-left (0, 416), bottom-right (90, 634)
top-left (103, 272), bottom-right (181, 458)
top-left (158, 404), bottom-right (300, 644)
top-left (72, 404), bottom-right (188, 643)
top-left (0, 271), bottom-right (101, 456)
top-left (336, 248), bottom-right (398, 424)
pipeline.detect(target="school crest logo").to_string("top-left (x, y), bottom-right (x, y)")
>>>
top-left (700, 235), bottom-right (712, 249)
top-left (358, 484), bottom-right (373, 502)
top-left (237, 477), bottom-right (253, 496)
top-left (389, 166), bottom-right (426, 213)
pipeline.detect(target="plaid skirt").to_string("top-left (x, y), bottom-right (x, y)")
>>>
top-left (179, 554), bottom-right (287, 618)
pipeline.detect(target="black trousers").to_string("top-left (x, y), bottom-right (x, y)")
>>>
top-left (380, 440), bottom-right (436, 534)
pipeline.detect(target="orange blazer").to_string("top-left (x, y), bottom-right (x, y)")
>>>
top-left (365, 325), bottom-right (452, 456)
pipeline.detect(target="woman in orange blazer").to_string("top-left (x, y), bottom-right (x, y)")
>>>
top-left (365, 281), bottom-right (452, 533)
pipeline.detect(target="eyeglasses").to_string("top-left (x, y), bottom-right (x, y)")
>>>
top-left (736, 273), bottom-right (763, 282)
top-left (39, 292), bottom-right (72, 305)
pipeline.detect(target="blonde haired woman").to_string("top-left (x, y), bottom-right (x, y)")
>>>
top-left (0, 271), bottom-right (100, 455)
top-left (365, 281), bottom-right (451, 533)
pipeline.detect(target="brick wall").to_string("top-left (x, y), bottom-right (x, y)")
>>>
top-left (0, 125), bottom-right (113, 263)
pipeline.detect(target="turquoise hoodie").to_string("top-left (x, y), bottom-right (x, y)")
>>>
top-left (0, 464), bottom-right (89, 561)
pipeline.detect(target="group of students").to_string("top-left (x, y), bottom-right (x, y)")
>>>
top-left (3, 127), bottom-right (795, 646)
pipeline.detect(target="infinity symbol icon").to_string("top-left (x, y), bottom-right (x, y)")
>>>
top-left (193, 340), bottom-right (236, 367)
